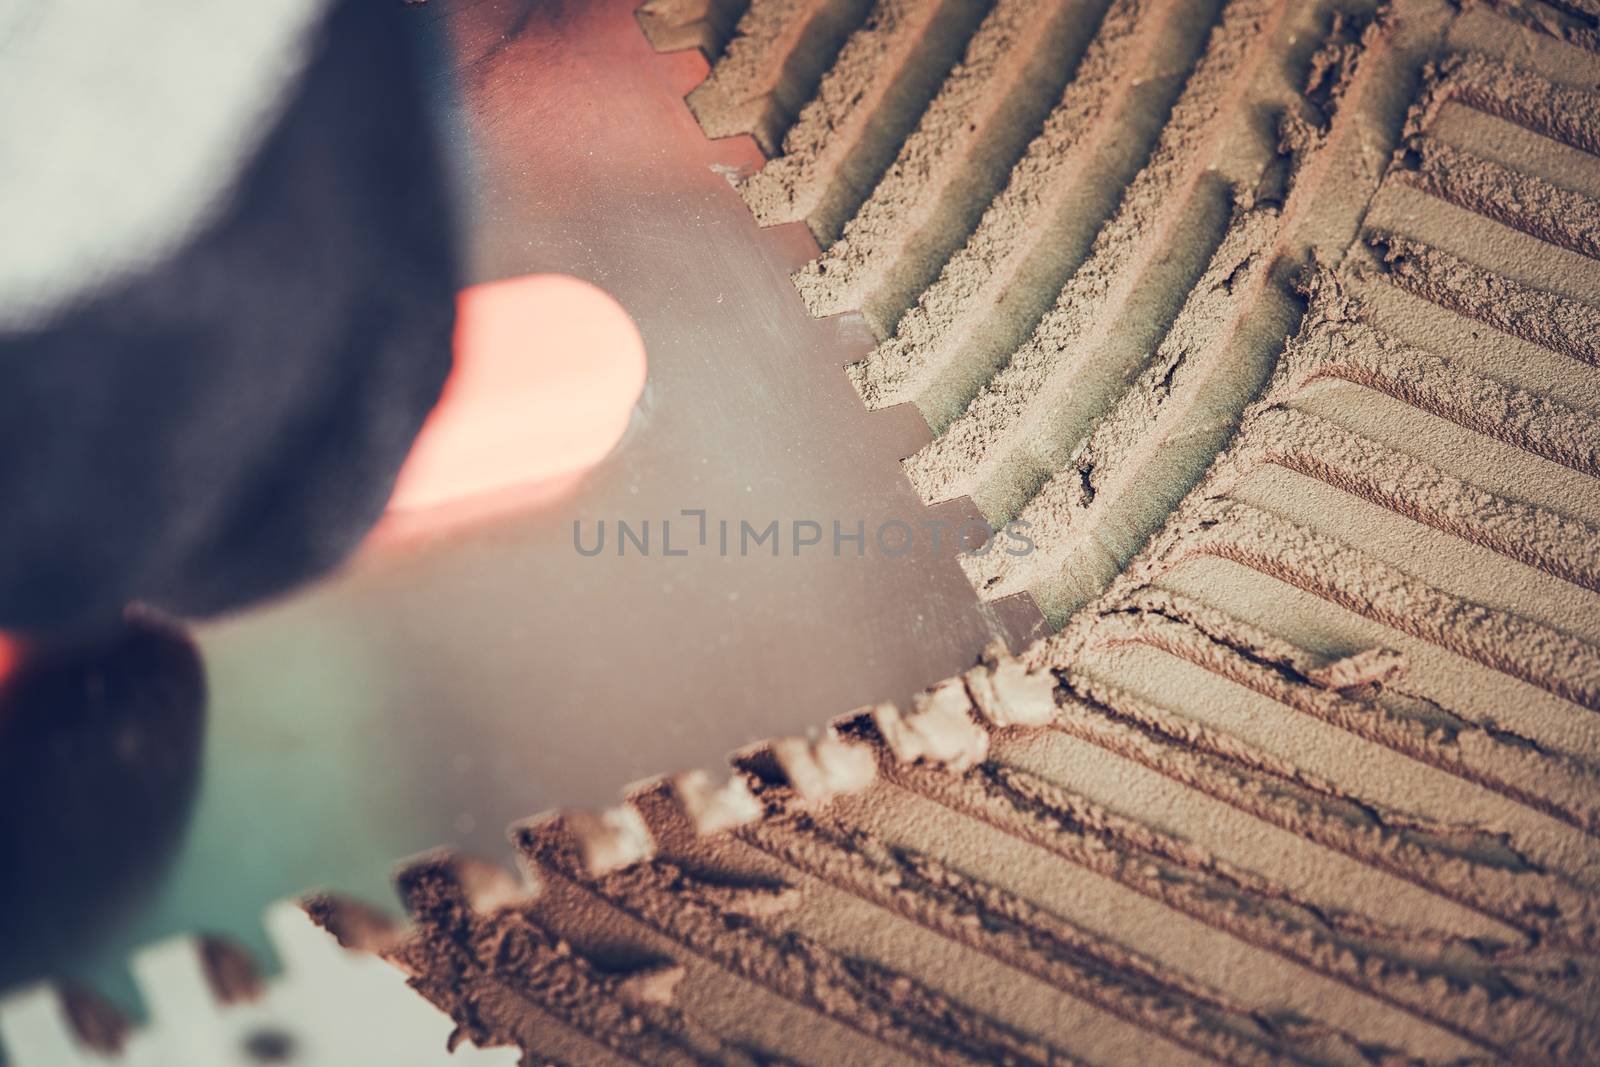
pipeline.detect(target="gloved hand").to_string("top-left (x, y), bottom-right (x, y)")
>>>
top-left (0, 0), bottom-right (459, 632)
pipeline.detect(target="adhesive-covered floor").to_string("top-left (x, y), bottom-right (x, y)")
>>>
top-left (365, 0), bottom-right (1600, 1063)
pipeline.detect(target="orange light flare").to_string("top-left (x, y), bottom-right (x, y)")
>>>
top-left (380, 274), bottom-right (647, 532)
top-left (0, 633), bottom-right (20, 691)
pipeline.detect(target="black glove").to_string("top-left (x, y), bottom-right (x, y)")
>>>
top-left (0, 0), bottom-right (460, 632)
